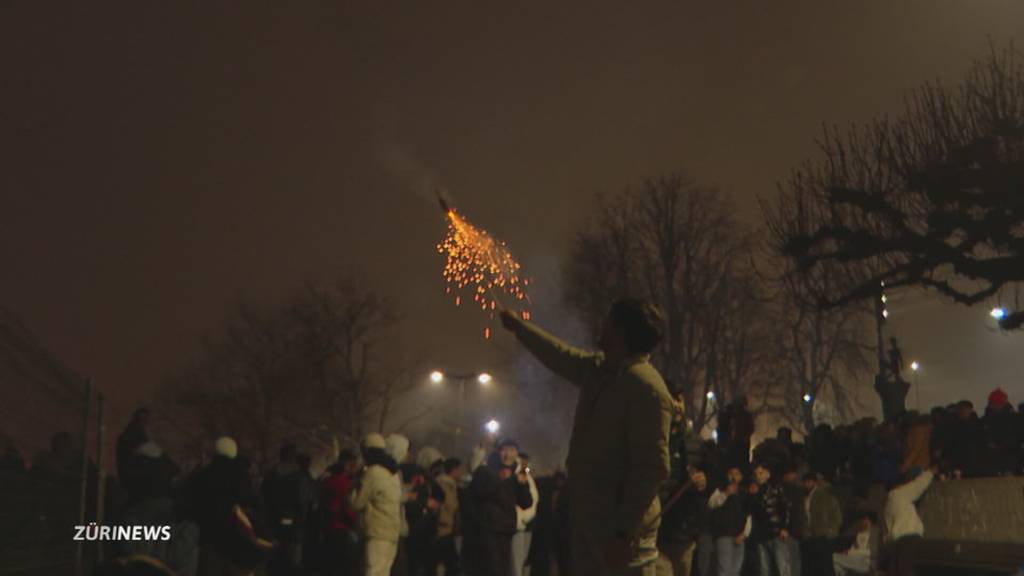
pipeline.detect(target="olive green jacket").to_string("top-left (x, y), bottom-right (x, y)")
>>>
top-left (509, 316), bottom-right (673, 543)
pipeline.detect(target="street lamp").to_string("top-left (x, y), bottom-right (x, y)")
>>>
top-left (910, 361), bottom-right (921, 410)
top-left (910, 361), bottom-right (920, 372)
top-left (428, 369), bottom-right (494, 454)
top-left (485, 419), bottom-right (501, 435)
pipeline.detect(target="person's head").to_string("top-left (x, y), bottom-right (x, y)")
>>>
top-left (498, 438), bottom-right (520, 468)
top-left (955, 400), bottom-right (975, 420)
top-left (337, 449), bottom-right (358, 475)
top-left (689, 467), bottom-right (708, 491)
top-left (726, 466), bottom-right (743, 485)
top-left (600, 298), bottom-right (663, 362)
top-left (132, 408), bottom-right (152, 428)
top-left (753, 463), bottom-right (771, 485)
top-left (279, 443), bottom-right (298, 464)
top-left (443, 457), bottom-right (464, 481)
top-left (385, 434), bottom-right (410, 464)
top-left (803, 472), bottom-right (820, 493)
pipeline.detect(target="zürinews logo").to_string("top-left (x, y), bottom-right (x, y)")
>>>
top-left (73, 524), bottom-right (172, 541)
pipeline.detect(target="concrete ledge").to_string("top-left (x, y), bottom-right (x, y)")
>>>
top-left (919, 477), bottom-right (1024, 544)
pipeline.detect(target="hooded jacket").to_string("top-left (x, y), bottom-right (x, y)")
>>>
top-left (506, 316), bottom-right (672, 550)
top-left (349, 448), bottom-right (402, 542)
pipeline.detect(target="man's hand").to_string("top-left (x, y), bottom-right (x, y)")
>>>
top-left (499, 309), bottom-right (519, 331)
top-left (605, 535), bottom-right (636, 569)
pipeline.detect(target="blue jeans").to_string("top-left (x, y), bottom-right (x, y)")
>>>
top-left (714, 537), bottom-right (744, 576)
top-left (757, 538), bottom-right (792, 576)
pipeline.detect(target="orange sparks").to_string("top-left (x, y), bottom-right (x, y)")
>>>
top-left (437, 209), bottom-right (530, 329)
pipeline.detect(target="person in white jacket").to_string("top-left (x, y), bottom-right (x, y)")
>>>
top-left (350, 433), bottom-right (402, 576)
top-left (882, 466), bottom-right (935, 576)
top-left (506, 443), bottom-right (538, 576)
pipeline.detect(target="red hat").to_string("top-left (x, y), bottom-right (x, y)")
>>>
top-left (988, 388), bottom-right (1009, 409)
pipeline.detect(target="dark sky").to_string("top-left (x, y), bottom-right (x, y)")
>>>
top-left (3, 2), bottom-right (1024, 439)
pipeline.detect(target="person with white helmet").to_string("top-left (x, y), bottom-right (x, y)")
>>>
top-left (350, 433), bottom-right (402, 576)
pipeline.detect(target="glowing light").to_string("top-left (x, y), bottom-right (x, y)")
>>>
top-left (477, 373), bottom-right (492, 385)
top-left (991, 307), bottom-right (1007, 320)
top-left (880, 294), bottom-right (887, 304)
top-left (711, 430), bottom-right (719, 442)
top-left (882, 309), bottom-right (889, 319)
top-left (430, 371), bottom-right (444, 384)
top-left (706, 391), bottom-right (716, 401)
top-left (485, 419), bottom-right (501, 434)
top-left (803, 393), bottom-right (813, 403)
top-left (438, 209), bottom-right (530, 332)
top-left (910, 361), bottom-right (920, 372)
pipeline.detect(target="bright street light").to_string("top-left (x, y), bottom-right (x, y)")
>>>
top-left (485, 419), bottom-right (501, 435)
top-left (430, 370), bottom-right (444, 384)
top-left (477, 373), bottom-right (492, 385)
top-left (991, 307), bottom-right (1007, 320)
top-left (802, 393), bottom-right (813, 403)
top-left (706, 391), bottom-right (716, 401)
top-left (910, 361), bottom-right (920, 372)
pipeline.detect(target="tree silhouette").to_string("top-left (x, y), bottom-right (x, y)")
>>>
top-left (783, 45), bottom-right (1024, 330)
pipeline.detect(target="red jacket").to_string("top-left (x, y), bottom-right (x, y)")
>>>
top-left (322, 471), bottom-right (358, 531)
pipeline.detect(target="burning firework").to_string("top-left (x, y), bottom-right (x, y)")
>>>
top-left (436, 195), bottom-right (530, 337)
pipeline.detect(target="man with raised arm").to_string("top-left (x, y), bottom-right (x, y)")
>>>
top-left (499, 299), bottom-right (673, 576)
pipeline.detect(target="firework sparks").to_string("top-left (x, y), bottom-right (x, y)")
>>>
top-left (436, 200), bottom-right (530, 336)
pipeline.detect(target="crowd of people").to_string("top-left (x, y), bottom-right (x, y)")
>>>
top-left (6, 298), bottom-right (1024, 576)
top-left (95, 407), bottom-right (550, 576)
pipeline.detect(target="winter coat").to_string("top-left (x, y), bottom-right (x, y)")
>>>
top-left (435, 473), bottom-right (459, 538)
top-left (507, 316), bottom-right (672, 547)
top-left (262, 462), bottom-right (315, 542)
top-left (884, 470), bottom-right (933, 541)
top-left (321, 470), bottom-right (357, 532)
top-left (461, 459), bottom-right (533, 576)
top-left (900, 420), bottom-right (933, 474)
top-left (709, 489), bottom-right (750, 539)
top-left (350, 452), bottom-right (402, 543)
top-left (515, 461), bottom-right (539, 532)
top-left (750, 481), bottom-right (790, 542)
top-left (657, 484), bottom-right (709, 546)
top-left (804, 483), bottom-right (842, 539)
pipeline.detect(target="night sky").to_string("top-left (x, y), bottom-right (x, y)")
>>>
top-left (3, 2), bottom-right (1024, 442)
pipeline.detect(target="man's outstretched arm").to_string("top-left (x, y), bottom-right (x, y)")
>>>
top-left (499, 310), bottom-right (599, 387)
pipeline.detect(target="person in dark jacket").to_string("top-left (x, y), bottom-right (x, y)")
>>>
top-left (780, 468), bottom-right (805, 576)
top-left (322, 450), bottom-right (361, 576)
top-left (655, 467), bottom-right (709, 576)
top-left (190, 437), bottom-right (272, 576)
top-left (263, 443), bottom-right (316, 576)
top-left (708, 467), bottom-right (749, 576)
top-left (117, 408), bottom-right (152, 497)
top-left (461, 448), bottom-right (533, 576)
top-left (749, 463), bottom-right (793, 576)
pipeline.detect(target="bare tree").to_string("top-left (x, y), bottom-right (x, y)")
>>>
top-left (163, 277), bottom-right (410, 469)
top-left (783, 45), bottom-right (1024, 329)
top-left (565, 175), bottom-right (767, 430)
top-left (761, 174), bottom-right (874, 434)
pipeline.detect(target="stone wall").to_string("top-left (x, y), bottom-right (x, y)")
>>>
top-left (919, 476), bottom-right (1024, 544)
